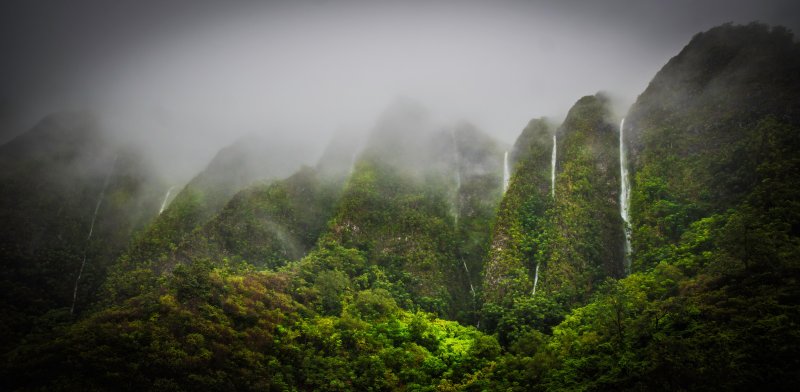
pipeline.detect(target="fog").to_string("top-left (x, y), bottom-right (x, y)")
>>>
top-left (2, 0), bottom-right (798, 181)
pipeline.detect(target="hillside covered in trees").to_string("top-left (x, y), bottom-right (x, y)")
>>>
top-left (1, 23), bottom-right (799, 391)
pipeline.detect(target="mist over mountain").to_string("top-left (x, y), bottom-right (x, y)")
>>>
top-left (3, 0), bottom-right (798, 179)
top-left (1, 1), bottom-right (800, 390)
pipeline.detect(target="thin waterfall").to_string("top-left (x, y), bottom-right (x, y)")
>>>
top-left (349, 153), bottom-right (356, 176)
top-left (158, 185), bottom-right (177, 214)
top-left (532, 132), bottom-right (557, 296)
top-left (71, 156), bottom-right (117, 315)
top-left (454, 160), bottom-right (461, 195)
top-left (462, 259), bottom-right (475, 297)
top-left (551, 133), bottom-right (557, 198)
top-left (451, 131), bottom-right (461, 226)
top-left (619, 118), bottom-right (632, 274)
top-left (503, 151), bottom-right (510, 193)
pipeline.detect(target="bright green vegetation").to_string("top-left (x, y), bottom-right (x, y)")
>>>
top-left (2, 23), bottom-right (800, 391)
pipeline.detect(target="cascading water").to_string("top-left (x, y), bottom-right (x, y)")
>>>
top-left (158, 185), bottom-right (177, 214)
top-left (349, 153), bottom-right (356, 176)
top-left (462, 259), bottom-right (475, 297)
top-left (451, 131), bottom-right (461, 226)
top-left (454, 160), bottom-right (461, 196)
top-left (447, 132), bottom-right (473, 298)
top-left (503, 151), bottom-right (510, 193)
top-left (551, 133), bottom-right (557, 198)
top-left (619, 118), bottom-right (632, 275)
top-left (70, 156), bottom-right (117, 315)
top-left (532, 133), bottom-right (557, 296)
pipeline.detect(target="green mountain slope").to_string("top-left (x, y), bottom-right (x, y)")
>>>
top-left (175, 166), bottom-right (342, 270)
top-left (0, 112), bottom-right (166, 352)
top-left (483, 118), bottom-right (554, 304)
top-left (492, 23), bottom-right (800, 391)
top-left (103, 134), bottom-right (314, 303)
top-left (627, 22), bottom-right (800, 271)
top-left (547, 94), bottom-right (624, 300)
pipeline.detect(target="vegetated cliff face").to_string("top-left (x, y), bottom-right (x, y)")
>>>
top-left (451, 122), bottom-right (505, 321)
top-left (0, 112), bottom-right (166, 351)
top-left (323, 100), bottom-right (504, 319)
top-left (120, 134), bottom-right (307, 267)
top-left (160, 132), bottom-right (358, 273)
top-left (626, 22), bottom-right (800, 271)
top-left (103, 134), bottom-right (314, 301)
top-left (483, 118), bottom-right (553, 305)
top-left (546, 94), bottom-right (624, 303)
top-left (175, 166), bottom-right (342, 271)
top-left (535, 24), bottom-right (800, 391)
top-left (484, 94), bottom-right (623, 310)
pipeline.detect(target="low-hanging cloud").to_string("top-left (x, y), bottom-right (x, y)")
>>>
top-left (1, 0), bottom-right (798, 181)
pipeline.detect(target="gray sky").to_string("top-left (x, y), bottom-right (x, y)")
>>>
top-left (1, 0), bottom-right (798, 180)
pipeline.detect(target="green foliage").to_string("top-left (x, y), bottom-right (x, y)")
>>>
top-left (103, 166), bottom-right (343, 307)
top-left (478, 23), bottom-right (800, 391)
top-left (491, 23), bottom-right (800, 391)
top-left (6, 262), bottom-right (502, 391)
top-left (325, 156), bottom-right (458, 316)
top-left (484, 96), bottom-right (625, 335)
top-left (451, 124), bottom-right (505, 324)
top-left (484, 118), bottom-right (553, 304)
top-left (546, 95), bottom-right (625, 300)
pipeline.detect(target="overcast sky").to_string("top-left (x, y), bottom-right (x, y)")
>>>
top-left (1, 0), bottom-right (798, 180)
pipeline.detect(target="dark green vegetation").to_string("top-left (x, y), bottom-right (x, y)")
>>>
top-left (2, 23), bottom-right (799, 391)
top-left (0, 113), bottom-right (166, 353)
top-left (102, 134), bottom-right (319, 305)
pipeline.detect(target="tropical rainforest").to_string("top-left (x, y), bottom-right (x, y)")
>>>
top-left (1, 23), bottom-right (799, 391)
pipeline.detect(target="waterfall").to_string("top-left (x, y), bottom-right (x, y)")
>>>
top-left (530, 132), bottom-right (556, 296)
top-left (619, 118), bottom-right (632, 274)
top-left (450, 131), bottom-right (461, 226)
top-left (462, 259), bottom-right (475, 297)
top-left (503, 151), bottom-right (510, 193)
top-left (454, 163), bottom-right (462, 194)
top-left (71, 156), bottom-right (117, 315)
top-left (551, 133), bottom-right (557, 198)
top-left (349, 153), bottom-right (356, 176)
top-left (158, 185), bottom-right (177, 214)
